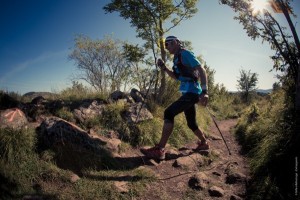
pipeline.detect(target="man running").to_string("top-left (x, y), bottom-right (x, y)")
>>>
top-left (140, 35), bottom-right (209, 160)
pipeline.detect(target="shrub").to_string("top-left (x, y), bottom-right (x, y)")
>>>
top-left (234, 89), bottom-right (296, 199)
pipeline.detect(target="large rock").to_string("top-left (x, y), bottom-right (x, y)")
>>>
top-left (123, 102), bottom-right (153, 123)
top-left (130, 88), bottom-right (144, 103)
top-left (89, 129), bottom-right (121, 154)
top-left (31, 96), bottom-right (47, 105)
top-left (0, 108), bottom-right (28, 130)
top-left (73, 100), bottom-right (105, 124)
top-left (37, 117), bottom-right (119, 172)
top-left (108, 90), bottom-right (134, 103)
top-left (38, 117), bottom-right (105, 152)
top-left (109, 90), bottom-right (126, 101)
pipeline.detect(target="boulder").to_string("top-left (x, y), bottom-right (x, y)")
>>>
top-left (109, 90), bottom-right (126, 101)
top-left (89, 129), bottom-right (121, 154)
top-left (0, 108), bottom-right (28, 130)
top-left (73, 100), bottom-right (105, 124)
top-left (37, 117), bottom-right (120, 172)
top-left (109, 90), bottom-right (134, 103)
top-left (123, 102), bottom-right (153, 123)
top-left (31, 96), bottom-right (46, 105)
top-left (38, 117), bottom-right (105, 153)
top-left (130, 88), bottom-right (144, 103)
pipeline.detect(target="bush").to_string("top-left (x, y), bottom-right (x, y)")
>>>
top-left (234, 89), bottom-right (296, 199)
top-left (0, 127), bottom-right (42, 196)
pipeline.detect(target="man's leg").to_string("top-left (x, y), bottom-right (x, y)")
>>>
top-left (158, 94), bottom-right (195, 147)
top-left (158, 121), bottom-right (174, 148)
top-left (140, 94), bottom-right (193, 159)
top-left (184, 104), bottom-right (209, 150)
top-left (193, 128), bottom-right (207, 143)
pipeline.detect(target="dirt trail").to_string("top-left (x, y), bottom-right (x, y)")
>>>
top-left (122, 119), bottom-right (250, 200)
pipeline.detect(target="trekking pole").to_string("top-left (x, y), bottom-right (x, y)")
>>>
top-left (206, 107), bottom-right (232, 155)
top-left (135, 69), bottom-right (158, 123)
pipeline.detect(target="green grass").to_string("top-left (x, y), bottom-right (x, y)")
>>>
top-left (1, 83), bottom-right (265, 199)
top-left (0, 126), bottom-right (157, 199)
top-left (234, 89), bottom-right (296, 199)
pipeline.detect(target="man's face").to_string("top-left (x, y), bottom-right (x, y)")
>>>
top-left (165, 40), bottom-right (177, 54)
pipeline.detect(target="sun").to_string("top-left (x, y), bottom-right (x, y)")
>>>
top-left (251, 0), bottom-right (269, 15)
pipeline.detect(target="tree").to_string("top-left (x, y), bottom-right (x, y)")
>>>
top-left (219, 2), bottom-right (299, 197)
top-left (237, 69), bottom-right (258, 103)
top-left (219, 0), bottom-right (299, 121)
top-left (273, 81), bottom-right (281, 91)
top-left (69, 35), bottom-right (129, 93)
top-left (103, 0), bottom-right (199, 102)
top-left (122, 43), bottom-right (155, 91)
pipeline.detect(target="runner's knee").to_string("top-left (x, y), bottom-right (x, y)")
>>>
top-left (164, 108), bottom-right (175, 123)
top-left (187, 121), bottom-right (198, 132)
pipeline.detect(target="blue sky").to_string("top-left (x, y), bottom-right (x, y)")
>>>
top-left (1, 0), bottom-right (299, 94)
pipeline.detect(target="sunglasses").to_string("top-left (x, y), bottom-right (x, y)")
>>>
top-left (165, 41), bottom-right (171, 47)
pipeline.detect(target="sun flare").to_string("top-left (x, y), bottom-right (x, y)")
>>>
top-left (251, 0), bottom-right (268, 15)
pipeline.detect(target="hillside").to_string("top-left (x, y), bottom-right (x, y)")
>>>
top-left (0, 91), bottom-right (249, 199)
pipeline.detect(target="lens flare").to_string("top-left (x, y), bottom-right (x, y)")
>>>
top-left (251, 0), bottom-right (268, 15)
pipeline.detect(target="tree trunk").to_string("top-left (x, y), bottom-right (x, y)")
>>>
top-left (158, 20), bottom-right (167, 103)
top-left (279, 0), bottom-right (300, 131)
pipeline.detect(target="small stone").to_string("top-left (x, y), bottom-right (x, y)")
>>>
top-left (208, 186), bottom-right (225, 197)
top-left (70, 174), bottom-right (80, 183)
top-left (114, 181), bottom-right (129, 193)
top-left (173, 154), bottom-right (204, 170)
top-left (188, 172), bottom-right (210, 190)
top-left (230, 194), bottom-right (243, 200)
top-left (165, 149), bottom-right (180, 160)
top-left (226, 172), bottom-right (247, 184)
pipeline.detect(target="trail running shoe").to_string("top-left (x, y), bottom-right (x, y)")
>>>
top-left (195, 141), bottom-right (210, 151)
top-left (140, 145), bottom-right (165, 160)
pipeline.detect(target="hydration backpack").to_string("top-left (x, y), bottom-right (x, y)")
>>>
top-left (173, 49), bottom-right (199, 82)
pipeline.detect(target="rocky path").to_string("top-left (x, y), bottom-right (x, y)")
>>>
top-left (119, 119), bottom-right (250, 200)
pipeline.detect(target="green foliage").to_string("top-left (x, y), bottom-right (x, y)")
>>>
top-left (219, 0), bottom-right (299, 133)
top-left (69, 35), bottom-right (129, 93)
top-left (0, 127), bottom-right (37, 165)
top-left (59, 81), bottom-right (103, 101)
top-left (209, 88), bottom-right (241, 119)
top-left (160, 77), bottom-right (181, 106)
top-left (55, 107), bottom-right (75, 122)
top-left (0, 126), bottom-right (154, 199)
top-left (237, 69), bottom-right (258, 103)
top-left (100, 102), bottom-right (125, 131)
top-left (103, 0), bottom-right (199, 98)
top-left (235, 89), bottom-right (296, 199)
top-left (0, 127), bottom-right (48, 197)
top-left (133, 118), bottom-right (163, 146)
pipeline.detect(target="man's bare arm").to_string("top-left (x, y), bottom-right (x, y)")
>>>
top-left (196, 65), bottom-right (208, 91)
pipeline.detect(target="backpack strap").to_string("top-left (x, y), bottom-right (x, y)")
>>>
top-left (176, 49), bottom-right (199, 82)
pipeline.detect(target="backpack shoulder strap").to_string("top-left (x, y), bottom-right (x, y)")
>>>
top-left (177, 49), bottom-right (185, 66)
top-left (176, 49), bottom-right (199, 82)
